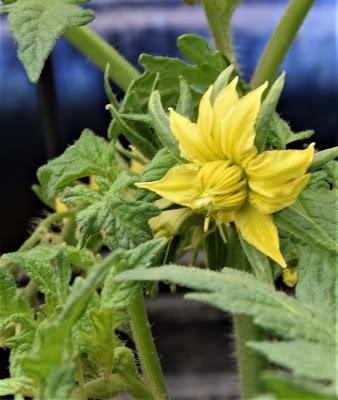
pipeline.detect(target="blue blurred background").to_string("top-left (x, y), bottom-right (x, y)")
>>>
top-left (0, 0), bottom-right (337, 252)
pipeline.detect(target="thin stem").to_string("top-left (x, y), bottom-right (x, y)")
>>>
top-left (201, 0), bottom-right (237, 62)
top-left (251, 0), bottom-right (315, 88)
top-left (64, 26), bottom-right (140, 92)
top-left (20, 210), bottom-right (74, 251)
top-left (128, 290), bottom-right (169, 400)
top-left (71, 373), bottom-right (154, 400)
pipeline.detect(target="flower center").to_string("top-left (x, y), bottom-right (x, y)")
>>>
top-left (192, 160), bottom-right (247, 214)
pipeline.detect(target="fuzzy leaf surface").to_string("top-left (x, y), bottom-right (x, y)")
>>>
top-left (275, 187), bottom-right (338, 255)
top-left (38, 130), bottom-right (113, 198)
top-left (116, 266), bottom-right (335, 345)
top-left (5, 0), bottom-right (94, 82)
top-left (249, 340), bottom-right (335, 381)
top-left (101, 239), bottom-right (167, 309)
top-left (296, 245), bottom-right (337, 321)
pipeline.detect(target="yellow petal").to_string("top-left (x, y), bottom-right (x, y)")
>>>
top-left (246, 143), bottom-right (314, 213)
top-left (197, 86), bottom-right (214, 140)
top-left (248, 175), bottom-right (311, 214)
top-left (212, 77), bottom-right (239, 141)
top-left (169, 109), bottom-right (216, 163)
top-left (194, 160), bottom-right (247, 211)
top-left (136, 163), bottom-right (200, 208)
top-left (219, 83), bottom-right (267, 167)
top-left (234, 203), bottom-right (286, 267)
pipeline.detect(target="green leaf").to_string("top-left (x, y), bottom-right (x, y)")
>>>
top-left (275, 187), bottom-right (338, 255)
top-left (62, 185), bottom-right (102, 206)
top-left (296, 245), bottom-right (337, 321)
top-left (268, 115), bottom-right (314, 149)
top-left (107, 103), bottom-right (157, 158)
top-left (136, 148), bottom-right (178, 202)
top-left (262, 372), bottom-right (335, 400)
top-left (77, 191), bottom-right (159, 250)
top-left (116, 266), bottom-right (335, 344)
top-left (238, 234), bottom-right (273, 285)
top-left (5, 0), bottom-right (94, 83)
top-left (2, 245), bottom-right (97, 312)
top-left (0, 378), bottom-right (27, 396)
top-left (59, 252), bottom-right (117, 324)
top-left (21, 322), bottom-right (70, 384)
top-left (148, 90), bottom-right (180, 160)
top-left (46, 366), bottom-right (76, 400)
top-left (2, 246), bottom-right (62, 310)
top-left (176, 76), bottom-right (193, 119)
top-left (310, 146), bottom-right (338, 171)
top-left (210, 65), bottom-right (234, 104)
top-left (101, 239), bottom-right (167, 309)
top-left (0, 268), bottom-right (30, 320)
top-left (249, 340), bottom-right (335, 382)
top-left (79, 308), bottom-right (115, 371)
top-left (38, 129), bottom-right (114, 198)
top-left (255, 73), bottom-right (285, 151)
top-left (323, 160), bottom-right (338, 187)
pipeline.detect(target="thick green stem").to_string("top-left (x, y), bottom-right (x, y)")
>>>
top-left (204, 225), bottom-right (267, 398)
top-left (201, 0), bottom-right (237, 62)
top-left (251, 0), bottom-right (315, 88)
top-left (64, 26), bottom-right (140, 91)
top-left (128, 290), bottom-right (169, 400)
top-left (233, 316), bottom-right (267, 399)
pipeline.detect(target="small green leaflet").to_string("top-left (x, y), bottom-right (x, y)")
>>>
top-left (296, 245), bottom-right (337, 322)
top-left (136, 148), bottom-right (178, 202)
top-left (38, 129), bottom-right (114, 198)
top-left (255, 73), bottom-right (285, 152)
top-left (0, 378), bottom-right (29, 397)
top-left (275, 186), bottom-right (338, 255)
top-left (2, 244), bottom-right (98, 313)
top-left (46, 366), bottom-right (76, 400)
top-left (4, 0), bottom-right (94, 83)
top-left (101, 238), bottom-right (167, 309)
top-left (0, 268), bottom-right (31, 320)
top-left (74, 182), bottom-right (160, 249)
top-left (268, 115), bottom-right (314, 149)
top-left (116, 266), bottom-right (335, 345)
top-left (262, 372), bottom-right (335, 400)
top-left (249, 340), bottom-right (335, 382)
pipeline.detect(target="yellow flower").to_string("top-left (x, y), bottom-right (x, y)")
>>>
top-left (136, 77), bottom-right (314, 267)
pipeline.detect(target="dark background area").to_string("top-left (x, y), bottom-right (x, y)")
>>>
top-left (0, 0), bottom-right (336, 253)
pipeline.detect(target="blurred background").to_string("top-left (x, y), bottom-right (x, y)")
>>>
top-left (0, 0), bottom-right (337, 397)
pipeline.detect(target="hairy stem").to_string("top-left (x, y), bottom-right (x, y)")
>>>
top-left (64, 26), bottom-right (140, 91)
top-left (201, 0), bottom-right (237, 62)
top-left (204, 224), bottom-right (267, 398)
top-left (233, 316), bottom-right (267, 399)
top-left (71, 373), bottom-right (153, 400)
top-left (128, 290), bottom-right (169, 400)
top-left (19, 210), bottom-right (74, 251)
top-left (251, 0), bottom-right (315, 88)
